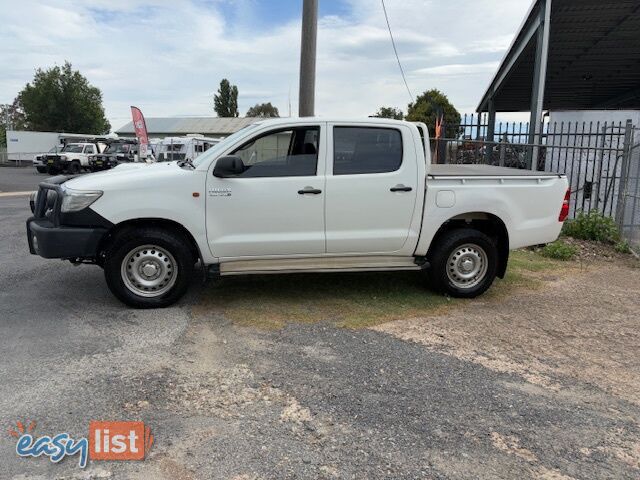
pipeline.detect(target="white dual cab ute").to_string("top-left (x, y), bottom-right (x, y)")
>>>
top-left (27, 118), bottom-right (570, 308)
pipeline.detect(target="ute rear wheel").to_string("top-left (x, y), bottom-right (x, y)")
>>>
top-left (104, 227), bottom-right (193, 308)
top-left (428, 228), bottom-right (498, 298)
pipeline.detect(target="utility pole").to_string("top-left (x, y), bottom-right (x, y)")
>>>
top-left (298, 0), bottom-right (318, 117)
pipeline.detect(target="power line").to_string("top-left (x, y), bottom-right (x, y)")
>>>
top-left (381, 0), bottom-right (414, 103)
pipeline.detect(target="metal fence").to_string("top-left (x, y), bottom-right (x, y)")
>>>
top-left (617, 131), bottom-right (640, 248)
top-left (436, 114), bottom-right (639, 249)
top-left (0, 150), bottom-right (42, 166)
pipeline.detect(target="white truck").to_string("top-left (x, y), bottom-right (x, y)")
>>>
top-left (26, 118), bottom-right (570, 308)
top-left (42, 142), bottom-right (104, 174)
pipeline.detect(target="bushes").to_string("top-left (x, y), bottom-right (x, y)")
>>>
top-left (614, 241), bottom-right (632, 254)
top-left (563, 211), bottom-right (620, 244)
top-left (561, 210), bottom-right (635, 255)
top-left (541, 240), bottom-right (577, 261)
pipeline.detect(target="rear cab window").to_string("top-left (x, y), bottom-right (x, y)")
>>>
top-left (333, 127), bottom-right (403, 175)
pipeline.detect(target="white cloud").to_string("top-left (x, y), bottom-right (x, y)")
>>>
top-left (0, 0), bottom-right (532, 130)
top-left (413, 62), bottom-right (500, 76)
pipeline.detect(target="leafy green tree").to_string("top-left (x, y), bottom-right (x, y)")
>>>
top-left (0, 100), bottom-right (27, 147)
top-left (246, 102), bottom-right (280, 118)
top-left (406, 89), bottom-right (461, 137)
top-left (214, 79), bottom-right (239, 117)
top-left (373, 106), bottom-right (404, 120)
top-left (17, 61), bottom-right (110, 134)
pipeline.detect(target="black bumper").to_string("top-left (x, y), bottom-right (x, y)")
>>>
top-left (26, 177), bottom-right (112, 260)
top-left (27, 218), bottom-right (108, 259)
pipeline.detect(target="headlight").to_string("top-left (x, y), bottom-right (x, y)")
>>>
top-left (60, 187), bottom-right (103, 212)
top-left (89, 155), bottom-right (96, 161)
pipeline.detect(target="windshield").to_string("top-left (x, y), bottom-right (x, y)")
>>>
top-left (62, 144), bottom-right (84, 153)
top-left (192, 124), bottom-right (261, 167)
top-left (105, 143), bottom-right (132, 154)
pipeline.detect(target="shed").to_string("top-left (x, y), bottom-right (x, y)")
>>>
top-left (115, 117), bottom-right (259, 138)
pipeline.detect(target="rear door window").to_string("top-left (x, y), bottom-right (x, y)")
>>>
top-left (333, 127), bottom-right (403, 175)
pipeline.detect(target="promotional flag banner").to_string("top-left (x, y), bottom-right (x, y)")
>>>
top-left (130, 106), bottom-right (149, 158)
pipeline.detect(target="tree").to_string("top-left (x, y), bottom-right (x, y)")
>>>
top-left (0, 100), bottom-right (27, 147)
top-left (373, 106), bottom-right (404, 120)
top-left (406, 89), bottom-right (461, 137)
top-left (213, 79), bottom-right (239, 117)
top-left (17, 61), bottom-right (110, 135)
top-left (246, 102), bottom-right (280, 118)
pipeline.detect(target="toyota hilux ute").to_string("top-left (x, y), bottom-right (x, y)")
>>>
top-left (26, 118), bottom-right (570, 308)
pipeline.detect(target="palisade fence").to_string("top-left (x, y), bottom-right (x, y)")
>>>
top-left (435, 113), bottom-right (640, 249)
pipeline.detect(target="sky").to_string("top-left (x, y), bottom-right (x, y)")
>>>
top-left (0, 0), bottom-right (533, 131)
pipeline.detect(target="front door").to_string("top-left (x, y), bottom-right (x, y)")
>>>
top-left (324, 123), bottom-right (419, 254)
top-left (206, 124), bottom-right (326, 258)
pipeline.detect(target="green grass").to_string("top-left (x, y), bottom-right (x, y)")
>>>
top-left (191, 249), bottom-right (564, 329)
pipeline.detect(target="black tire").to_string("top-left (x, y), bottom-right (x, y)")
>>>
top-left (427, 228), bottom-right (498, 298)
top-left (104, 227), bottom-right (194, 308)
top-left (36, 167), bottom-right (47, 173)
top-left (68, 161), bottom-right (81, 174)
top-left (47, 166), bottom-right (58, 175)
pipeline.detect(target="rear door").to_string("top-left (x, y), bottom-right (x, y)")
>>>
top-left (325, 123), bottom-right (419, 254)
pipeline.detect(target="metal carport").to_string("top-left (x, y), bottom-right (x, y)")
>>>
top-left (477, 0), bottom-right (640, 148)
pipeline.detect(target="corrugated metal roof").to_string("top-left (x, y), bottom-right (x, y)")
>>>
top-left (115, 117), bottom-right (259, 135)
top-left (478, 0), bottom-right (640, 112)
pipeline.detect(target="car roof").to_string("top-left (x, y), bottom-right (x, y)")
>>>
top-left (248, 117), bottom-right (413, 127)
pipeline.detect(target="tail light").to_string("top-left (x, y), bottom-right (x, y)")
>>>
top-left (559, 189), bottom-right (570, 222)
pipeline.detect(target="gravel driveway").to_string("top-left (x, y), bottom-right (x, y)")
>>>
top-left (0, 168), bottom-right (638, 479)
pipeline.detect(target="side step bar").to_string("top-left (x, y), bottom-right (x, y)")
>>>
top-left (208, 256), bottom-right (429, 278)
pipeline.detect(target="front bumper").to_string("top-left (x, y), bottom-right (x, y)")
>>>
top-left (27, 218), bottom-right (107, 259)
top-left (26, 177), bottom-right (112, 260)
top-left (90, 156), bottom-right (112, 170)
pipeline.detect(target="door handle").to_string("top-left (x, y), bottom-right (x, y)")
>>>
top-left (390, 184), bottom-right (412, 192)
top-left (298, 187), bottom-right (322, 195)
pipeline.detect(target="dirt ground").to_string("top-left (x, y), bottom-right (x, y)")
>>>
top-left (375, 251), bottom-right (640, 405)
top-left (374, 250), bottom-right (640, 477)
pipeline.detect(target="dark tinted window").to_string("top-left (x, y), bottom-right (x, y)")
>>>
top-left (333, 127), bottom-right (402, 175)
top-left (231, 126), bottom-right (319, 178)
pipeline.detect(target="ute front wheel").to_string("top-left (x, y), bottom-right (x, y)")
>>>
top-left (104, 227), bottom-right (193, 308)
top-left (428, 228), bottom-right (498, 298)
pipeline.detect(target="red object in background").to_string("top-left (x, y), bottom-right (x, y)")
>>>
top-left (130, 106), bottom-right (149, 157)
top-left (434, 114), bottom-right (444, 163)
top-left (559, 189), bottom-right (571, 222)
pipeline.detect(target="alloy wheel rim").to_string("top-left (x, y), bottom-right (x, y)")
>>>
top-left (121, 245), bottom-right (178, 297)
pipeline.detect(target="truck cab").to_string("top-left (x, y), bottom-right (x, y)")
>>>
top-left (26, 118), bottom-right (569, 308)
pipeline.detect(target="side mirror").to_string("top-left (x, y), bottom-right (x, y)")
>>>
top-left (213, 155), bottom-right (245, 177)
